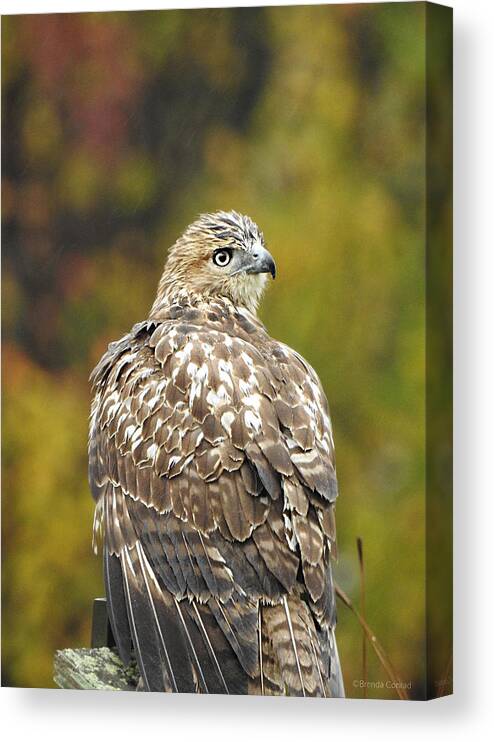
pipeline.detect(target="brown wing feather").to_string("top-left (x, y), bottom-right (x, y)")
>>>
top-left (89, 298), bottom-right (343, 696)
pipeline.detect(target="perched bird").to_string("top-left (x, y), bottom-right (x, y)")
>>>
top-left (89, 211), bottom-right (344, 696)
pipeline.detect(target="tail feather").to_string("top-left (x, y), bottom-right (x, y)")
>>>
top-left (328, 627), bottom-right (345, 698)
top-left (112, 541), bottom-right (254, 693)
top-left (103, 546), bottom-right (132, 664)
top-left (102, 490), bottom-right (343, 697)
top-left (134, 541), bottom-right (180, 692)
top-left (119, 546), bottom-right (158, 691)
top-left (281, 596), bottom-right (306, 696)
top-left (176, 599), bottom-right (250, 694)
top-left (209, 596), bottom-right (259, 677)
top-left (171, 596), bottom-right (210, 692)
top-left (191, 602), bottom-right (230, 694)
top-left (120, 544), bottom-right (197, 692)
top-left (261, 596), bottom-right (332, 697)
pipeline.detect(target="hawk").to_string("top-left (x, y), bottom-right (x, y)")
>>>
top-left (89, 211), bottom-right (344, 696)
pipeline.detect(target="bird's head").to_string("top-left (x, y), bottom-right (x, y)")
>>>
top-left (153, 211), bottom-right (276, 314)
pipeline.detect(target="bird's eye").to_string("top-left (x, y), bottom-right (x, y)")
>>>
top-left (213, 249), bottom-right (232, 267)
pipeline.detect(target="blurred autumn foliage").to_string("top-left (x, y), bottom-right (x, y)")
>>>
top-left (2, 3), bottom-right (441, 696)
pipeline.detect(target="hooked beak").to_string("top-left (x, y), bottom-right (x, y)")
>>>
top-left (245, 246), bottom-right (276, 279)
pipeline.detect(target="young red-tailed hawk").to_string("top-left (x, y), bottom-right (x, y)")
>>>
top-left (89, 211), bottom-right (344, 696)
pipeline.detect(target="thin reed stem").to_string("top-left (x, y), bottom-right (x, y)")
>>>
top-left (356, 537), bottom-right (367, 698)
top-left (335, 582), bottom-right (410, 701)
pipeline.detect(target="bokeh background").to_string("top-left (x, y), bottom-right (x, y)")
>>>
top-left (2, 3), bottom-right (446, 696)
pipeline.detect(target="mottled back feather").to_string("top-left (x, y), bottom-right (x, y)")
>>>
top-left (89, 213), bottom-right (343, 697)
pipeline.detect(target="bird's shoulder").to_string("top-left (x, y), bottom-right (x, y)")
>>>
top-left (90, 299), bottom-right (334, 464)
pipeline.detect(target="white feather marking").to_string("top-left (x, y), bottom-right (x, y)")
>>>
top-left (242, 393), bottom-right (261, 411)
top-left (185, 362), bottom-right (198, 379)
top-left (206, 386), bottom-right (230, 407)
top-left (244, 409), bottom-right (262, 434)
top-left (239, 379), bottom-right (253, 396)
top-left (196, 363), bottom-right (209, 384)
top-left (240, 352), bottom-right (255, 369)
top-left (167, 454), bottom-right (181, 470)
top-left (320, 437), bottom-right (330, 454)
top-left (189, 379), bottom-right (203, 411)
top-left (200, 342), bottom-right (214, 357)
top-left (92, 498), bottom-right (104, 554)
top-left (218, 360), bottom-right (234, 389)
top-left (220, 410), bottom-right (235, 434)
top-left (291, 448), bottom-right (318, 465)
top-left (283, 513), bottom-right (297, 550)
top-left (147, 443), bottom-right (158, 460)
top-left (131, 435), bottom-right (143, 453)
